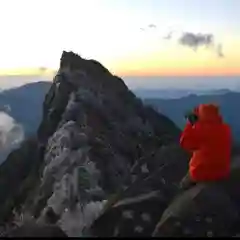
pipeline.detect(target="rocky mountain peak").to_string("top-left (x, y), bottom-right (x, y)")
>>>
top-left (0, 50), bottom-right (179, 237)
top-left (60, 51), bottom-right (110, 76)
top-left (37, 51), bottom-right (179, 145)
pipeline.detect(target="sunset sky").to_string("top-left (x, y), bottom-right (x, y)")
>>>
top-left (0, 0), bottom-right (239, 76)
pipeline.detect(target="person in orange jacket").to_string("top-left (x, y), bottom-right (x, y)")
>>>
top-left (179, 103), bottom-right (232, 190)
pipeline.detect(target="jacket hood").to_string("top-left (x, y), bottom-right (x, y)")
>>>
top-left (197, 104), bottom-right (222, 123)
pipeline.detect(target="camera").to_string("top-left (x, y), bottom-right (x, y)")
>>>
top-left (184, 111), bottom-right (198, 125)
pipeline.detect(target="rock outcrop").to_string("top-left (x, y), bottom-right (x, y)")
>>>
top-left (11, 51), bottom-right (185, 237)
top-left (1, 51), bottom-right (240, 237)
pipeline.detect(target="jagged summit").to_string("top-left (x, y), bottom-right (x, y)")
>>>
top-left (59, 51), bottom-right (130, 96)
top-left (37, 51), bottom-right (179, 145)
top-left (60, 51), bottom-right (111, 76)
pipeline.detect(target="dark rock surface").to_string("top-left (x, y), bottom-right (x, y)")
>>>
top-left (153, 183), bottom-right (239, 237)
top-left (5, 223), bottom-right (67, 237)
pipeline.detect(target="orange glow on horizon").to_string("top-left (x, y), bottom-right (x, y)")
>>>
top-left (115, 67), bottom-right (240, 77)
top-left (106, 35), bottom-right (240, 77)
top-left (108, 54), bottom-right (240, 77)
top-left (112, 64), bottom-right (240, 77)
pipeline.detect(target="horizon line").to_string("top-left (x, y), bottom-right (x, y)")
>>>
top-left (0, 67), bottom-right (239, 78)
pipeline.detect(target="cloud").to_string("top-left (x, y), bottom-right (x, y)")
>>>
top-left (140, 24), bottom-right (157, 31)
top-left (163, 31), bottom-right (173, 40)
top-left (140, 26), bottom-right (225, 58)
top-left (165, 31), bottom-right (225, 58)
top-left (216, 44), bottom-right (224, 58)
top-left (0, 112), bottom-right (24, 163)
top-left (148, 24), bottom-right (157, 29)
top-left (178, 32), bottom-right (214, 50)
top-left (0, 104), bottom-right (11, 113)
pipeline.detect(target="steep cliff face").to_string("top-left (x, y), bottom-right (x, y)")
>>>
top-left (15, 51), bottom-right (187, 236)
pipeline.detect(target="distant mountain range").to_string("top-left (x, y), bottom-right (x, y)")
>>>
top-left (0, 81), bottom-right (51, 136)
top-left (144, 91), bottom-right (240, 142)
top-left (1, 84), bottom-right (239, 141)
top-left (134, 88), bottom-right (235, 99)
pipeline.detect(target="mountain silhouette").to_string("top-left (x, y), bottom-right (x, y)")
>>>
top-left (144, 92), bottom-right (240, 142)
top-left (0, 81), bottom-right (51, 136)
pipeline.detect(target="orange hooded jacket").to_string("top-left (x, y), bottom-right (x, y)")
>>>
top-left (180, 104), bottom-right (232, 182)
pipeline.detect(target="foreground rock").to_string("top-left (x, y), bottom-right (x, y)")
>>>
top-left (91, 164), bottom-right (240, 237)
top-left (153, 183), bottom-right (239, 237)
top-left (5, 223), bottom-right (67, 238)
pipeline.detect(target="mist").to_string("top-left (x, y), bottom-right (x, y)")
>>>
top-left (0, 111), bottom-right (24, 163)
top-left (0, 75), bottom-right (52, 91)
top-left (123, 76), bottom-right (240, 91)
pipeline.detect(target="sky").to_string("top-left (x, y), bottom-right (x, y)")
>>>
top-left (0, 0), bottom-right (239, 76)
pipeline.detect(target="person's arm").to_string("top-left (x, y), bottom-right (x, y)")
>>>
top-left (180, 121), bottom-right (202, 152)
